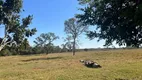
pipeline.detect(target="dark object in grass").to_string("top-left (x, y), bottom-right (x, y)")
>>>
top-left (80, 60), bottom-right (102, 68)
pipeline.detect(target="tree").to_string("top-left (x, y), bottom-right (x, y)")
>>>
top-left (34, 32), bottom-right (59, 54)
top-left (18, 38), bottom-right (30, 54)
top-left (19, 38), bottom-right (30, 50)
top-left (64, 18), bottom-right (87, 55)
top-left (53, 46), bottom-right (61, 53)
top-left (64, 36), bottom-right (72, 52)
top-left (77, 0), bottom-right (142, 48)
top-left (61, 44), bottom-right (68, 52)
top-left (0, 0), bottom-right (37, 51)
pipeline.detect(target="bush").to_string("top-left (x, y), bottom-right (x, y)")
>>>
top-left (84, 48), bottom-right (88, 52)
top-left (19, 50), bottom-right (33, 55)
top-left (12, 51), bottom-right (18, 55)
top-left (0, 49), bottom-right (12, 56)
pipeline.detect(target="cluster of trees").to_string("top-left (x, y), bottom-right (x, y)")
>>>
top-left (1, 0), bottom-right (142, 56)
top-left (0, 32), bottom-right (75, 56)
top-left (0, 0), bottom-right (88, 56)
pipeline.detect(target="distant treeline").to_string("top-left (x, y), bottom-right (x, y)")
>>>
top-left (0, 45), bottom-right (71, 56)
top-left (1, 45), bottom-right (142, 56)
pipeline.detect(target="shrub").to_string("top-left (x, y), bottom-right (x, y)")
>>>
top-left (84, 48), bottom-right (88, 52)
top-left (0, 49), bottom-right (12, 56)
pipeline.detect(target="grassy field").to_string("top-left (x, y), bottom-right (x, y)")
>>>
top-left (0, 49), bottom-right (142, 80)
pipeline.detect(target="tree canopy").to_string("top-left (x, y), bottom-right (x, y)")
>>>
top-left (34, 33), bottom-right (59, 54)
top-left (77, 0), bottom-right (142, 47)
top-left (0, 0), bottom-right (37, 51)
top-left (34, 33), bottom-right (59, 47)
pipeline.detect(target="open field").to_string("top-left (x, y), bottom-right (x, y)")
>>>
top-left (0, 49), bottom-right (142, 80)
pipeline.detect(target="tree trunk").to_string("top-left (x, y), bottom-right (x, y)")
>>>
top-left (72, 38), bottom-right (76, 56)
top-left (0, 46), bottom-right (3, 51)
top-left (0, 27), bottom-right (6, 51)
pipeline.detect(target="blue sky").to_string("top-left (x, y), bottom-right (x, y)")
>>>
top-left (0, 0), bottom-right (118, 48)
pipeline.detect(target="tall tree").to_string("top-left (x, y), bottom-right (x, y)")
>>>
top-left (77, 0), bottom-right (142, 48)
top-left (0, 0), bottom-right (37, 51)
top-left (64, 18), bottom-right (87, 55)
top-left (34, 32), bottom-right (59, 54)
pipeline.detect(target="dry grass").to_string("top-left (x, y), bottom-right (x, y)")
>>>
top-left (0, 49), bottom-right (142, 80)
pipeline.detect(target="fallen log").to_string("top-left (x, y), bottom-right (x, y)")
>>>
top-left (80, 60), bottom-right (102, 68)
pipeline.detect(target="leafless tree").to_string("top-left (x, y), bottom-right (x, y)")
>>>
top-left (64, 18), bottom-right (88, 55)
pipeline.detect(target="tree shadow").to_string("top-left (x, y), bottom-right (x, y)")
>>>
top-left (21, 57), bottom-right (62, 62)
top-left (115, 78), bottom-right (128, 80)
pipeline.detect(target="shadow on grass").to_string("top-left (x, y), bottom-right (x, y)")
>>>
top-left (21, 57), bottom-right (62, 62)
top-left (115, 78), bottom-right (128, 80)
